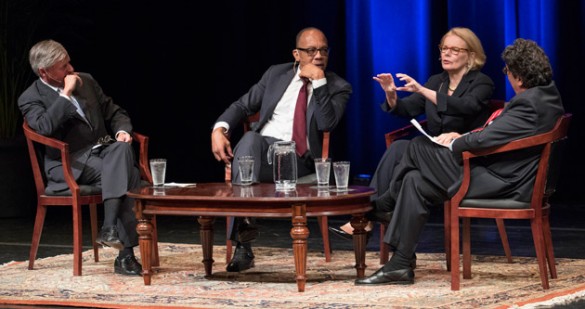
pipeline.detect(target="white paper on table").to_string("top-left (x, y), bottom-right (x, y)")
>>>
top-left (164, 182), bottom-right (197, 187)
top-left (409, 119), bottom-right (448, 148)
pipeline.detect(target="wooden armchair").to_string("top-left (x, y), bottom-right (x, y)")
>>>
top-left (23, 120), bottom-right (152, 276)
top-left (449, 113), bottom-right (571, 290)
top-left (224, 113), bottom-right (333, 263)
top-left (378, 100), bottom-right (511, 266)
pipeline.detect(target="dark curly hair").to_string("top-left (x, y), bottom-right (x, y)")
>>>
top-left (501, 38), bottom-right (553, 89)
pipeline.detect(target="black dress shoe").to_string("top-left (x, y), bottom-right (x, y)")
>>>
top-left (328, 227), bottom-right (372, 242)
top-left (328, 227), bottom-right (352, 240)
top-left (354, 267), bottom-right (414, 285)
top-left (96, 226), bottom-right (124, 250)
top-left (114, 255), bottom-right (142, 276)
top-left (226, 244), bottom-right (255, 272)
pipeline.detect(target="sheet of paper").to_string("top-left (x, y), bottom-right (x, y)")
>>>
top-left (410, 119), bottom-right (448, 148)
top-left (164, 182), bottom-right (197, 187)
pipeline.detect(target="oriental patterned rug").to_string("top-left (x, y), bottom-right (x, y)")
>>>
top-left (1, 243), bottom-right (585, 309)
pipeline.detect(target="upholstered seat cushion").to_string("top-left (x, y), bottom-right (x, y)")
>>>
top-left (45, 185), bottom-right (102, 196)
top-left (461, 199), bottom-right (530, 209)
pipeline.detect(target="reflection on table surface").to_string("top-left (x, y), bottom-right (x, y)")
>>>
top-left (130, 183), bottom-right (374, 200)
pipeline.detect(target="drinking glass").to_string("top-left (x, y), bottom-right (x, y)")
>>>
top-left (149, 158), bottom-right (167, 187)
top-left (314, 158), bottom-right (331, 187)
top-left (238, 156), bottom-right (255, 186)
top-left (333, 161), bottom-right (350, 191)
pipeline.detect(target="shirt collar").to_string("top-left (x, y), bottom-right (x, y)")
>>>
top-left (296, 69), bottom-right (305, 82)
top-left (39, 77), bottom-right (61, 93)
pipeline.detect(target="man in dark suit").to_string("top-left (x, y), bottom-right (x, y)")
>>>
top-left (211, 27), bottom-right (352, 272)
top-left (18, 39), bottom-right (142, 276)
top-left (355, 38), bottom-right (565, 285)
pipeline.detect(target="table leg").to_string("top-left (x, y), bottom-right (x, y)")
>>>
top-left (350, 215), bottom-right (369, 278)
top-left (198, 216), bottom-right (215, 276)
top-left (151, 215), bottom-right (160, 267)
top-left (136, 215), bottom-right (154, 285)
top-left (290, 203), bottom-right (309, 292)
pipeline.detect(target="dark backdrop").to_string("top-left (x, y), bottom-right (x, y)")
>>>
top-left (8, 0), bottom-right (584, 205)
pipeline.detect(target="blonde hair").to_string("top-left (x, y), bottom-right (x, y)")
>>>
top-left (440, 27), bottom-right (486, 70)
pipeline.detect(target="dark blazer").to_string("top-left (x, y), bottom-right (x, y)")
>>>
top-left (451, 81), bottom-right (565, 202)
top-left (18, 73), bottom-right (133, 192)
top-left (381, 70), bottom-right (495, 136)
top-left (215, 63), bottom-right (352, 158)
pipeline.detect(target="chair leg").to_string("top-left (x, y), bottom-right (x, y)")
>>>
top-left (542, 215), bottom-right (557, 278)
top-left (28, 204), bottom-right (47, 271)
top-left (462, 218), bottom-right (472, 279)
top-left (531, 219), bottom-right (550, 289)
top-left (444, 201), bottom-right (451, 271)
top-left (72, 202), bottom-right (84, 276)
top-left (89, 203), bottom-right (99, 262)
top-left (379, 223), bottom-right (389, 264)
top-left (225, 216), bottom-right (234, 264)
top-left (450, 212), bottom-right (461, 291)
top-left (317, 216), bottom-right (331, 262)
top-left (495, 219), bottom-right (513, 263)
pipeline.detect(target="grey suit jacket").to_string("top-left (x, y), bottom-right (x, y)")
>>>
top-left (18, 73), bottom-right (133, 192)
top-left (451, 81), bottom-right (565, 202)
top-left (215, 63), bottom-right (352, 157)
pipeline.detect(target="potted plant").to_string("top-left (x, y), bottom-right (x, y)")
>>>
top-left (0, 0), bottom-right (40, 217)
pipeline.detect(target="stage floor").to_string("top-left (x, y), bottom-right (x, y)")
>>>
top-left (1, 202), bottom-right (585, 308)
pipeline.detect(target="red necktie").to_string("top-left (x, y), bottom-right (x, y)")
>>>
top-left (472, 108), bottom-right (504, 132)
top-left (292, 78), bottom-right (310, 156)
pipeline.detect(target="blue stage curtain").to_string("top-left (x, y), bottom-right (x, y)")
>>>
top-left (344, 0), bottom-right (572, 179)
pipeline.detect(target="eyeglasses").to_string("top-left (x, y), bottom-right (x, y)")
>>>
top-left (296, 47), bottom-right (330, 57)
top-left (438, 45), bottom-right (469, 55)
top-left (502, 66), bottom-right (509, 75)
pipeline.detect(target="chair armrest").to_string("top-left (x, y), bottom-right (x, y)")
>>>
top-left (461, 113), bottom-right (571, 160)
top-left (132, 131), bottom-right (152, 184)
top-left (452, 113), bottom-right (571, 205)
top-left (384, 119), bottom-right (427, 148)
top-left (22, 121), bottom-right (80, 195)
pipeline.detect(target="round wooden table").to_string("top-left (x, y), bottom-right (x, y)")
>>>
top-left (128, 182), bottom-right (374, 292)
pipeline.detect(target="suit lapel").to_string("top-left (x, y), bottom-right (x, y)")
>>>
top-left (453, 71), bottom-right (475, 97)
top-left (36, 81), bottom-right (87, 124)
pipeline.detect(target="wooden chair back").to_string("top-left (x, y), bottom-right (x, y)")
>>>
top-left (23, 120), bottom-right (151, 276)
top-left (448, 113), bottom-right (572, 290)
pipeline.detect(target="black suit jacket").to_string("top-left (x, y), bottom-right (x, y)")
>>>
top-left (215, 62), bottom-right (352, 158)
top-left (451, 81), bottom-right (565, 201)
top-left (381, 70), bottom-right (495, 135)
top-left (18, 73), bottom-right (133, 192)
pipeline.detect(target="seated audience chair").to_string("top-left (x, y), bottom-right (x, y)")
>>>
top-left (378, 100), bottom-right (511, 267)
top-left (449, 113), bottom-right (571, 290)
top-left (23, 120), bottom-right (152, 276)
top-left (224, 113), bottom-right (333, 263)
